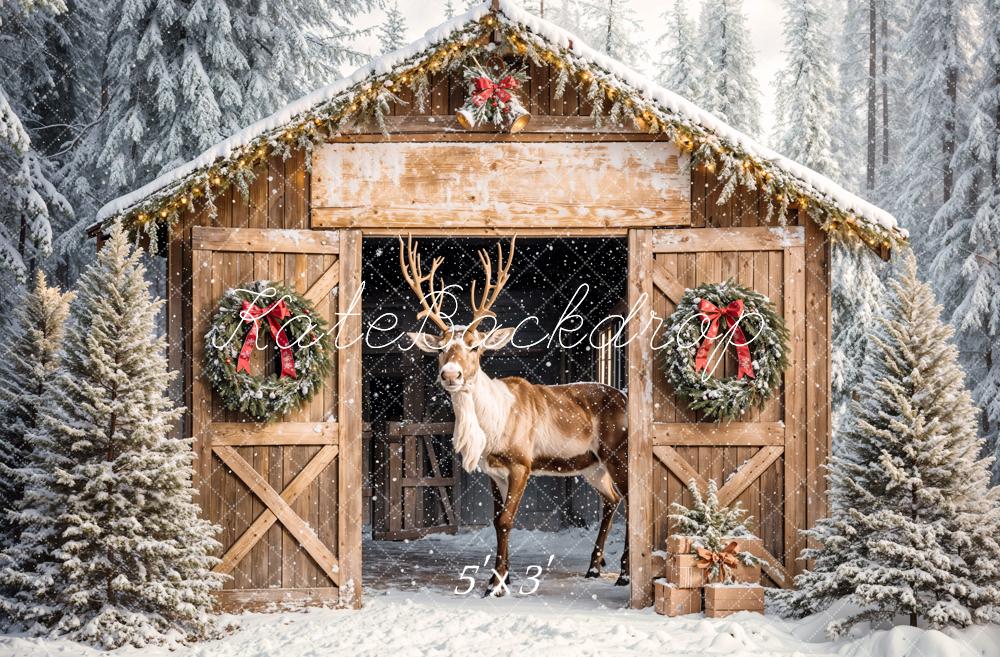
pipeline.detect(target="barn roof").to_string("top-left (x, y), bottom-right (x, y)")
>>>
top-left (95, 0), bottom-right (906, 249)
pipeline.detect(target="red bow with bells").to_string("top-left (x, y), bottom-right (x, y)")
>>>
top-left (236, 299), bottom-right (297, 378)
top-left (694, 299), bottom-right (755, 380)
top-left (471, 75), bottom-right (520, 107)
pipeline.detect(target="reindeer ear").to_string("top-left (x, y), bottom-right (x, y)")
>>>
top-left (479, 327), bottom-right (516, 350)
top-left (407, 332), bottom-right (443, 352)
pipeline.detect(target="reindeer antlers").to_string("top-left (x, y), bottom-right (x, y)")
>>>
top-left (468, 236), bottom-right (516, 333)
top-left (398, 235), bottom-right (517, 334)
top-left (399, 235), bottom-right (451, 333)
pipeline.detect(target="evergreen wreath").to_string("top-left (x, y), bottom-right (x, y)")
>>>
top-left (662, 280), bottom-right (788, 421)
top-left (457, 59), bottom-right (528, 129)
top-left (204, 280), bottom-right (332, 422)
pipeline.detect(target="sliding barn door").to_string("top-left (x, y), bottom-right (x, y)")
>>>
top-left (190, 227), bottom-right (362, 609)
top-left (627, 227), bottom-right (806, 608)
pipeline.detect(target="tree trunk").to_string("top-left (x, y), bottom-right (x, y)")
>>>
top-left (605, 0), bottom-right (615, 55)
top-left (943, 3), bottom-right (958, 201)
top-left (867, 0), bottom-right (877, 190)
top-left (881, 3), bottom-right (889, 166)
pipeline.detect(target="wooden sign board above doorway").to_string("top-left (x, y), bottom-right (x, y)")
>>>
top-left (310, 141), bottom-right (691, 231)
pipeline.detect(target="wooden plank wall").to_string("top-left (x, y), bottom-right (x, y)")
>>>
top-left (680, 166), bottom-right (830, 574)
top-left (388, 61), bottom-right (593, 120)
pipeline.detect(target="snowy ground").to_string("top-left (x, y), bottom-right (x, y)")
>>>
top-left (2, 527), bottom-right (999, 657)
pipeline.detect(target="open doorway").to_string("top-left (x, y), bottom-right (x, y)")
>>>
top-left (360, 236), bottom-right (629, 605)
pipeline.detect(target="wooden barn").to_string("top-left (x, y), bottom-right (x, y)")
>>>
top-left (92, 1), bottom-right (906, 611)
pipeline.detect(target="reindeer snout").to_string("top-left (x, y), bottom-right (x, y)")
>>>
top-left (440, 368), bottom-right (462, 386)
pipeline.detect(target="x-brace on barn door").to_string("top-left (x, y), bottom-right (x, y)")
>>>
top-left (190, 227), bottom-right (362, 610)
top-left (627, 227), bottom-right (806, 608)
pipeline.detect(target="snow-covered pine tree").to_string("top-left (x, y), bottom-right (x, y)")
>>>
top-left (777, 252), bottom-right (1000, 635)
top-left (772, 0), bottom-right (838, 178)
top-left (831, 242), bottom-right (885, 439)
top-left (579, 0), bottom-right (642, 66)
top-left (928, 0), bottom-right (1000, 482)
top-left (32, 0), bottom-right (107, 287)
top-left (379, 1), bottom-right (407, 54)
top-left (669, 479), bottom-right (754, 547)
top-left (90, 0), bottom-right (376, 200)
top-left (887, 0), bottom-right (970, 262)
top-left (656, 1), bottom-right (701, 104)
top-left (0, 0), bottom-right (73, 286)
top-left (697, 0), bottom-right (762, 136)
top-left (829, 0), bottom-right (867, 192)
top-left (0, 226), bottom-right (223, 648)
top-left (444, 0), bottom-right (455, 19)
top-left (0, 271), bottom-right (72, 549)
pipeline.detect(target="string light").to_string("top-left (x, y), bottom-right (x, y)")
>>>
top-left (112, 11), bottom-right (904, 251)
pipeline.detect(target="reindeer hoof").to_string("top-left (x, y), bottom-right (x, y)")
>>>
top-left (585, 567), bottom-right (601, 578)
top-left (614, 574), bottom-right (630, 586)
top-left (484, 572), bottom-right (511, 598)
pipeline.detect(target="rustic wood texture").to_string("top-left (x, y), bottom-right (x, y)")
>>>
top-left (337, 229), bottom-right (363, 608)
top-left (160, 60), bottom-right (833, 609)
top-left (376, 422), bottom-right (459, 541)
top-left (311, 142), bottom-right (690, 229)
top-left (627, 228), bottom-right (655, 609)
top-left (188, 226), bottom-right (351, 606)
top-left (644, 223), bottom-right (811, 591)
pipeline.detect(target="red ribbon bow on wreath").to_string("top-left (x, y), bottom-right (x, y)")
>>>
top-left (471, 75), bottom-right (520, 106)
top-left (236, 299), bottom-right (297, 378)
top-left (694, 299), bottom-right (755, 380)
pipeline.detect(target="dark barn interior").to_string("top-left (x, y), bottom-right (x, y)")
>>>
top-left (360, 236), bottom-right (628, 546)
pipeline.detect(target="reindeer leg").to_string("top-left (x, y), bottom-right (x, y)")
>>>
top-left (486, 461), bottom-right (529, 598)
top-left (616, 494), bottom-right (630, 586)
top-left (586, 497), bottom-right (618, 578)
top-left (602, 446), bottom-right (630, 587)
top-left (582, 464), bottom-right (620, 578)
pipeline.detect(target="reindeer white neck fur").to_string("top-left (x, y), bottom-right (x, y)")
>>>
top-left (448, 369), bottom-right (515, 472)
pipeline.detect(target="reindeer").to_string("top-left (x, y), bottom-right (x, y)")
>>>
top-left (399, 236), bottom-right (629, 596)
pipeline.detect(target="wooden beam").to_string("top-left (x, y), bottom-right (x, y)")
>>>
top-left (312, 208), bottom-right (688, 231)
top-left (386, 421), bottom-right (454, 437)
top-left (337, 229), bottom-right (363, 608)
top-left (214, 587), bottom-right (340, 612)
top-left (311, 141), bottom-right (690, 230)
top-left (192, 226), bottom-right (340, 254)
top-left (303, 262), bottom-right (340, 307)
top-left (716, 445), bottom-right (784, 507)
top-left (357, 226), bottom-right (629, 237)
top-left (213, 445), bottom-right (341, 585)
top-left (215, 444), bottom-right (339, 575)
top-left (742, 542), bottom-right (792, 589)
top-left (338, 115), bottom-right (647, 135)
top-left (651, 226), bottom-right (805, 253)
top-left (651, 260), bottom-right (686, 304)
top-left (784, 244), bottom-right (808, 576)
top-left (207, 422), bottom-right (339, 446)
top-left (652, 445), bottom-right (709, 493)
top-left (627, 229), bottom-right (655, 609)
top-left (397, 477), bottom-right (456, 487)
top-left (652, 422), bottom-right (785, 446)
top-left (328, 132), bottom-right (666, 144)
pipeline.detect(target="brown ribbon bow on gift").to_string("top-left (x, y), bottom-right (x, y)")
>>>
top-left (695, 540), bottom-right (740, 583)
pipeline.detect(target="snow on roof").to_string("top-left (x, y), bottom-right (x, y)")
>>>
top-left (96, 0), bottom-right (905, 245)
